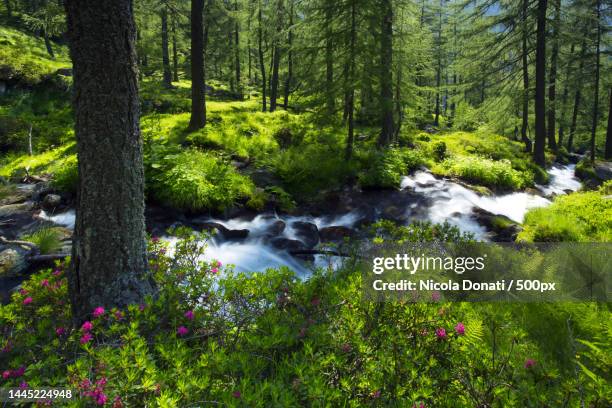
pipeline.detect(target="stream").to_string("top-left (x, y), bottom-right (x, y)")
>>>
top-left (37, 164), bottom-right (582, 277)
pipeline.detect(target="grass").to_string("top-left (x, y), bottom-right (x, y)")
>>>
top-left (0, 26), bottom-right (70, 86)
top-left (21, 226), bottom-right (64, 254)
top-left (518, 182), bottom-right (612, 242)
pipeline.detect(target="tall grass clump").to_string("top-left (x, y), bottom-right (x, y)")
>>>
top-left (440, 156), bottom-right (530, 190)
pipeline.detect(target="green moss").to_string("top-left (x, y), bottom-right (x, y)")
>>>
top-left (518, 187), bottom-right (612, 242)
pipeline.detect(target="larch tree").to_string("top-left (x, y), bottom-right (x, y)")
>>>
top-left (64, 0), bottom-right (155, 322)
top-left (533, 0), bottom-right (547, 167)
top-left (188, 0), bottom-right (207, 130)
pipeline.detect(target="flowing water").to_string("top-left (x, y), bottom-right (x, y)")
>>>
top-left (39, 165), bottom-right (581, 276)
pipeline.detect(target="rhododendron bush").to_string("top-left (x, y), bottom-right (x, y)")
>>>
top-left (0, 228), bottom-right (610, 406)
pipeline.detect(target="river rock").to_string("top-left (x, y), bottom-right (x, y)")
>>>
top-left (472, 208), bottom-right (522, 242)
top-left (42, 194), bottom-right (62, 210)
top-left (270, 237), bottom-right (306, 252)
top-left (0, 247), bottom-right (28, 278)
top-left (0, 202), bottom-right (34, 217)
top-left (319, 226), bottom-right (356, 242)
top-left (290, 221), bottom-right (319, 248)
top-left (265, 220), bottom-right (286, 236)
top-left (192, 220), bottom-right (249, 240)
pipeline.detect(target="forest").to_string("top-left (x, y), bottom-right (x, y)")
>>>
top-left (0, 0), bottom-right (611, 406)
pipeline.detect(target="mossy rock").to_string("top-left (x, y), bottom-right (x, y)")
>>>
top-left (0, 247), bottom-right (28, 278)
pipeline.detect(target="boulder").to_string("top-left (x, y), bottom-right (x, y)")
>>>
top-left (192, 220), bottom-right (249, 240)
top-left (265, 220), bottom-right (286, 237)
top-left (270, 237), bottom-right (306, 252)
top-left (0, 202), bottom-right (34, 218)
top-left (319, 226), bottom-right (356, 242)
top-left (472, 208), bottom-right (522, 242)
top-left (0, 247), bottom-right (28, 278)
top-left (42, 194), bottom-right (62, 210)
top-left (290, 221), bottom-right (319, 248)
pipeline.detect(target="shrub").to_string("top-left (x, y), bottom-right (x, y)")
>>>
top-left (358, 148), bottom-right (424, 189)
top-left (441, 155), bottom-right (529, 190)
top-left (433, 141), bottom-right (447, 161)
top-left (519, 187), bottom-right (612, 242)
top-left (147, 148), bottom-right (255, 212)
top-left (21, 227), bottom-right (64, 254)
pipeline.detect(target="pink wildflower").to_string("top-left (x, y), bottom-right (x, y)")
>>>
top-left (2, 370), bottom-right (10, 379)
top-left (55, 327), bottom-right (66, 336)
top-left (310, 297), bottom-right (321, 306)
top-left (455, 322), bottom-right (465, 336)
top-left (232, 391), bottom-right (242, 399)
top-left (184, 310), bottom-right (194, 320)
top-left (41, 279), bottom-right (50, 287)
top-left (114, 310), bottom-right (124, 320)
top-left (12, 366), bottom-right (25, 377)
top-left (18, 288), bottom-right (28, 295)
top-left (95, 392), bottom-right (107, 406)
top-left (524, 359), bottom-right (536, 369)
top-left (211, 267), bottom-right (219, 274)
top-left (151, 236), bottom-right (160, 243)
top-left (19, 381), bottom-right (28, 389)
top-left (22, 297), bottom-right (33, 305)
top-left (435, 328), bottom-right (447, 339)
top-left (431, 291), bottom-right (441, 302)
top-left (52, 269), bottom-right (62, 276)
top-left (81, 321), bottom-right (93, 332)
top-left (92, 307), bottom-right (105, 318)
top-left (177, 326), bottom-right (189, 336)
top-left (80, 333), bottom-right (93, 344)
top-left (371, 390), bottom-right (381, 398)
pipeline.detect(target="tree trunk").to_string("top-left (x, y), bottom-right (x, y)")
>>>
top-left (325, 0), bottom-right (335, 116)
top-left (606, 88), bottom-right (612, 160)
top-left (568, 41), bottom-right (586, 153)
top-left (43, 30), bottom-right (55, 59)
top-left (257, 0), bottom-right (267, 111)
top-left (433, 0), bottom-right (442, 127)
top-left (161, 4), bottom-right (173, 87)
top-left (590, 0), bottom-right (601, 163)
top-left (269, 0), bottom-right (283, 112)
top-left (4, 0), bottom-right (11, 18)
top-left (546, 0), bottom-right (560, 151)
top-left (234, 0), bottom-right (242, 99)
top-left (520, 0), bottom-right (532, 153)
top-left (558, 43), bottom-right (575, 147)
top-left (377, 0), bottom-right (394, 147)
top-left (345, 0), bottom-right (356, 159)
top-left (64, 0), bottom-right (154, 322)
top-left (533, 0), bottom-right (547, 167)
top-left (188, 0), bottom-right (206, 130)
top-left (172, 12), bottom-right (179, 82)
top-left (282, 0), bottom-right (293, 109)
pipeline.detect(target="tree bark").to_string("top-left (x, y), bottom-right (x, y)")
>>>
top-left (568, 41), bottom-right (586, 153)
top-left (325, 0), bottom-right (335, 116)
top-left (64, 0), bottom-right (154, 322)
top-left (520, 0), bottom-right (532, 153)
top-left (257, 0), bottom-right (267, 111)
top-left (345, 0), bottom-right (356, 159)
top-left (161, 3), bottom-right (173, 87)
top-left (4, 0), bottom-right (12, 18)
top-left (590, 0), bottom-right (601, 163)
top-left (433, 0), bottom-right (442, 127)
top-left (533, 0), bottom-right (547, 167)
top-left (43, 30), bottom-right (55, 59)
top-left (282, 0), bottom-right (293, 109)
top-left (378, 0), bottom-right (394, 147)
top-left (546, 0), bottom-right (560, 151)
top-left (188, 0), bottom-right (206, 130)
top-left (172, 12), bottom-right (179, 82)
top-left (606, 88), bottom-right (612, 160)
top-left (234, 0), bottom-right (242, 99)
top-left (268, 0), bottom-right (283, 112)
top-left (558, 43), bottom-right (575, 147)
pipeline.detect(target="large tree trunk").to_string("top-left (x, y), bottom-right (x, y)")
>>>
top-left (606, 88), bottom-right (612, 160)
top-left (325, 0), bottom-right (335, 116)
top-left (282, 0), bottom-right (293, 109)
top-left (161, 3), bottom-right (173, 87)
top-left (345, 0), bottom-right (356, 159)
top-left (590, 0), bottom-right (601, 163)
top-left (64, 0), bottom-right (154, 322)
top-left (4, 0), bottom-right (12, 18)
top-left (43, 30), bottom-right (55, 59)
top-left (269, 0), bottom-right (283, 112)
top-left (568, 41), bottom-right (586, 153)
top-left (546, 0), bottom-right (560, 151)
top-left (377, 0), bottom-right (394, 147)
top-left (533, 0), bottom-right (547, 167)
top-left (520, 0), bottom-right (531, 153)
top-left (188, 0), bottom-right (206, 130)
top-left (234, 0), bottom-right (242, 99)
top-left (172, 12), bottom-right (179, 82)
top-left (257, 0), bottom-right (266, 111)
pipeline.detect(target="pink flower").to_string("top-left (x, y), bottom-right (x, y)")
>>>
top-left (81, 321), bottom-right (93, 332)
top-left (232, 390), bottom-right (241, 399)
top-left (2, 370), bottom-right (10, 379)
top-left (12, 366), bottom-right (25, 377)
top-left (211, 267), bottom-right (219, 274)
top-left (177, 326), bottom-right (189, 336)
top-left (113, 396), bottom-right (123, 408)
top-left (371, 390), bottom-right (381, 398)
top-left (41, 279), bottom-right (50, 287)
top-left (19, 381), bottom-right (28, 389)
top-left (524, 359), bottom-right (536, 369)
top-left (431, 291), bottom-right (441, 302)
top-left (52, 269), bottom-right (62, 276)
top-left (95, 392), bottom-right (107, 405)
top-left (96, 377), bottom-right (107, 386)
top-left (310, 297), bottom-right (321, 306)
top-left (55, 327), bottom-right (66, 336)
top-left (435, 328), bottom-right (447, 339)
top-left (18, 288), bottom-right (28, 295)
top-left (80, 333), bottom-right (93, 344)
top-left (22, 297), bottom-right (33, 305)
top-left (114, 311), bottom-right (124, 320)
top-left (92, 307), bottom-right (105, 318)
top-left (184, 310), bottom-right (194, 320)
top-left (151, 236), bottom-right (160, 243)
top-left (139, 304), bottom-right (146, 312)
top-left (455, 322), bottom-right (465, 336)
